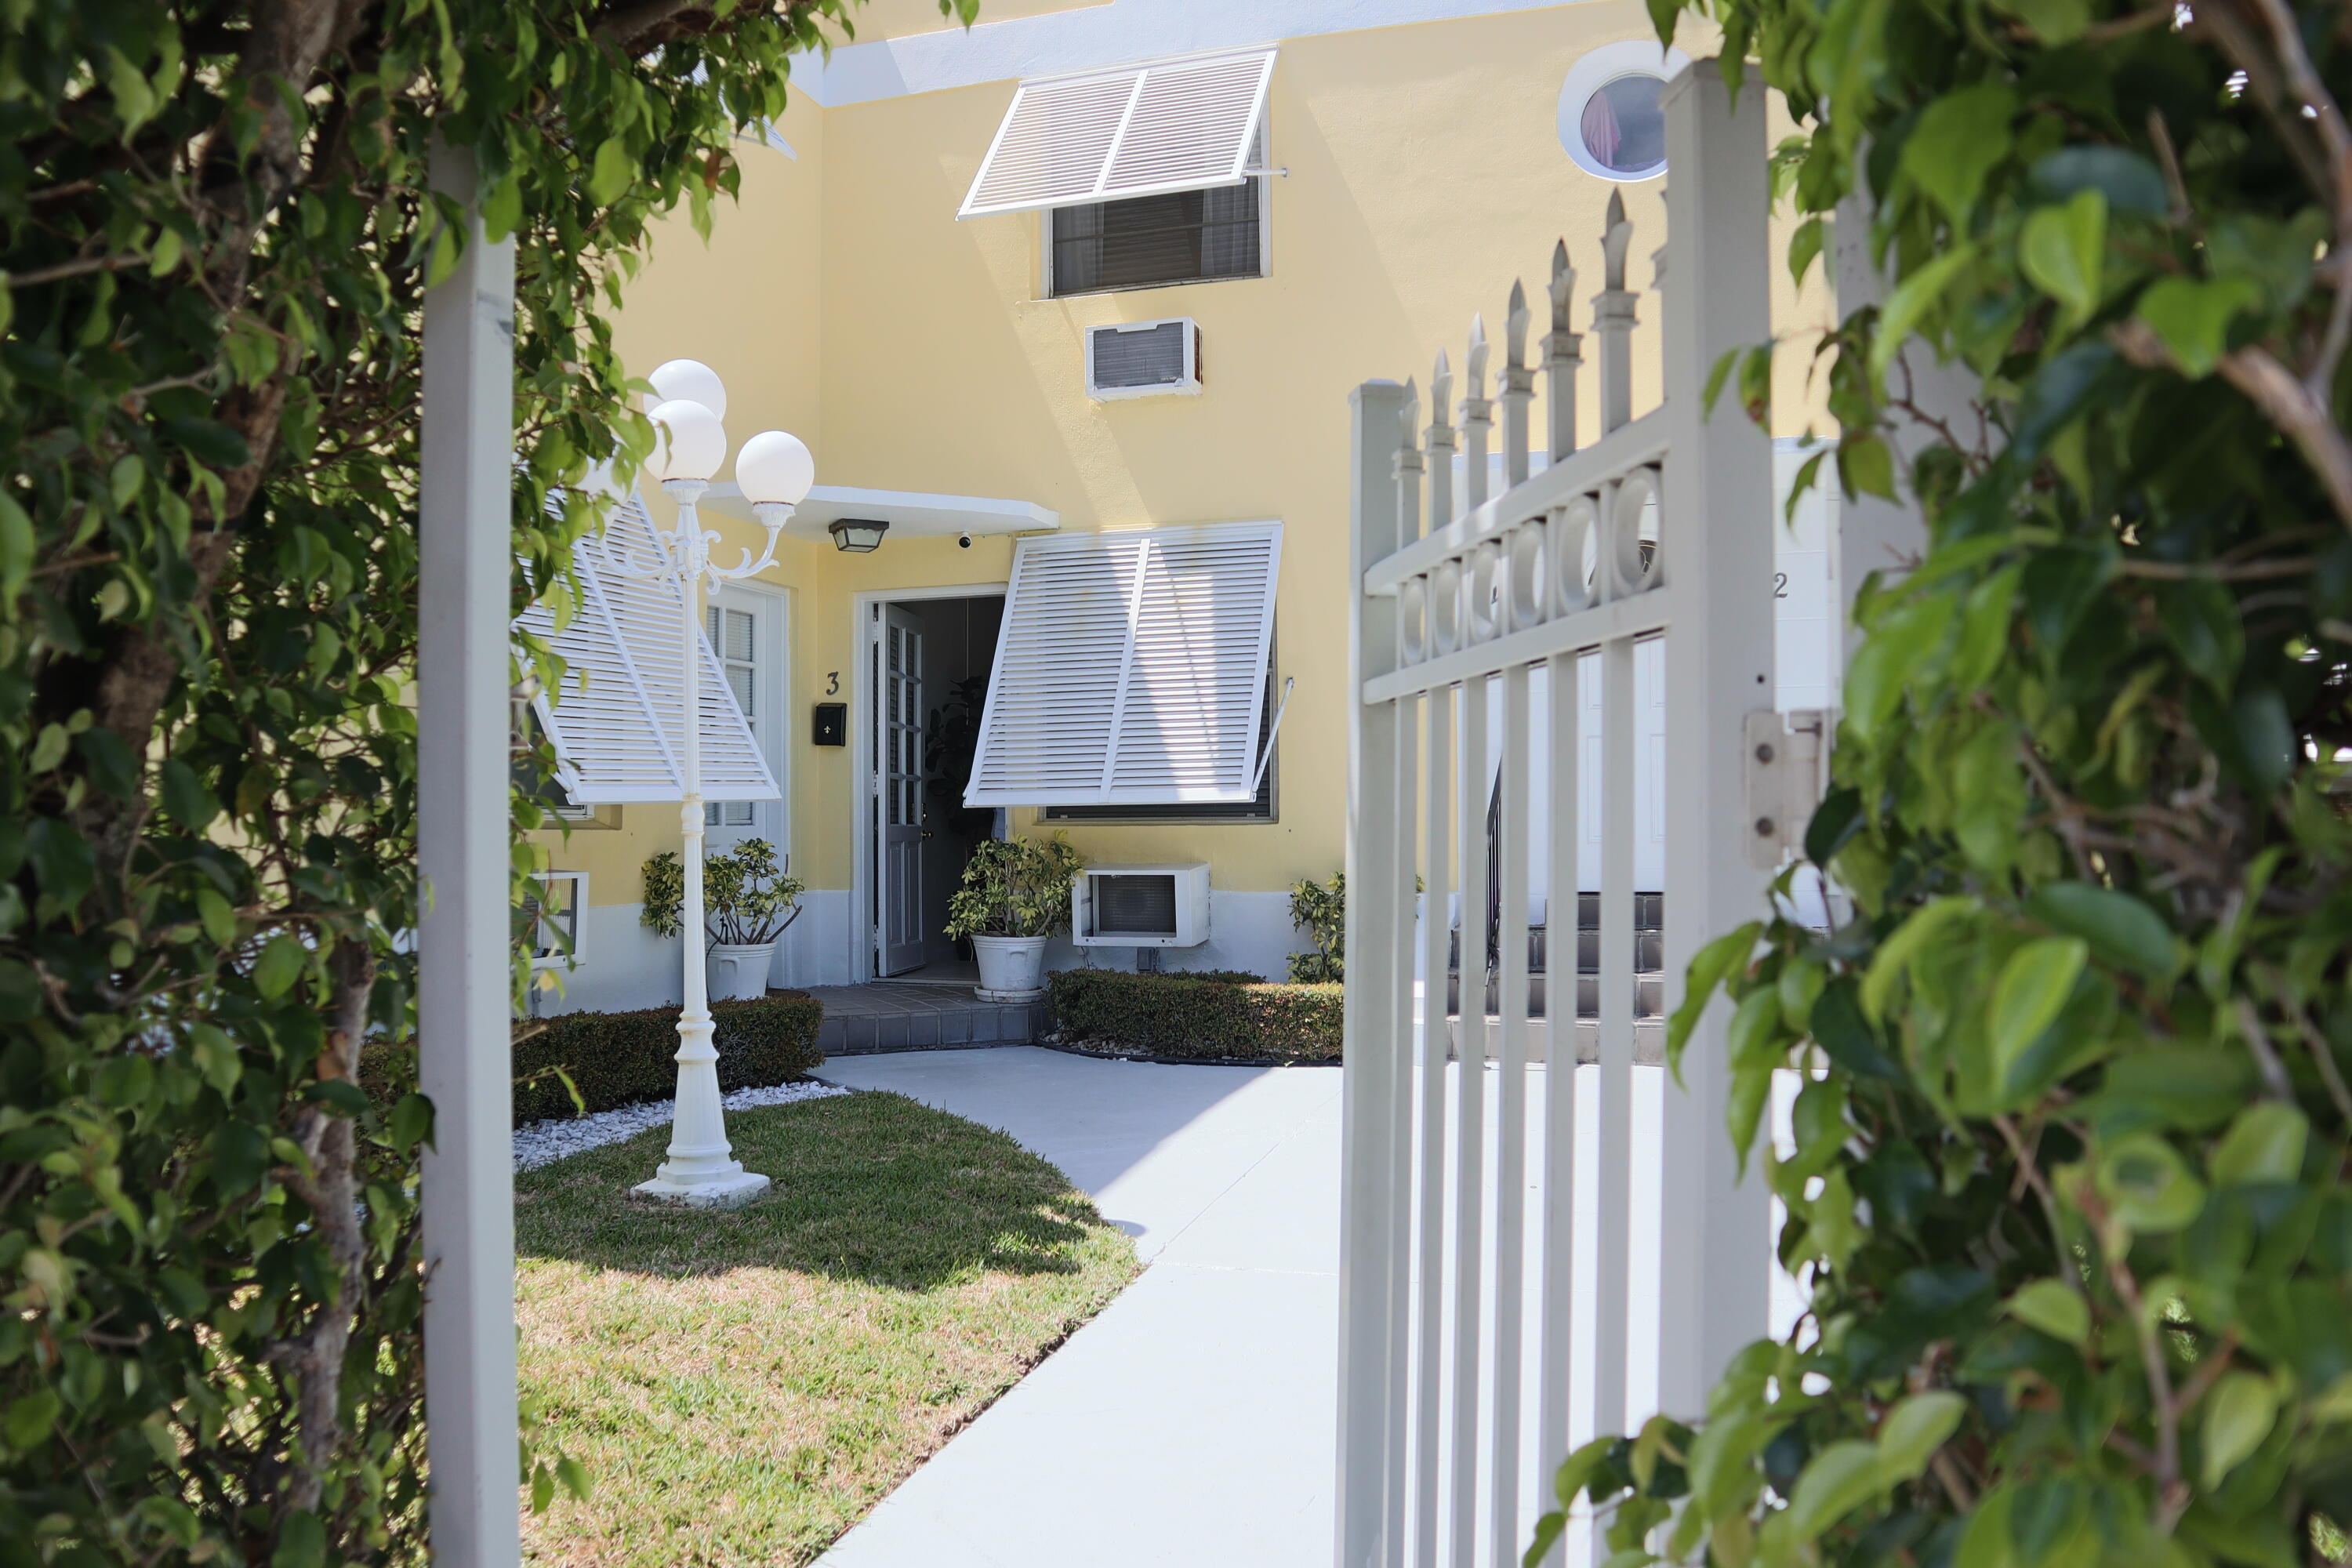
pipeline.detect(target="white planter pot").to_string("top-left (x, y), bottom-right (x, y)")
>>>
top-left (706, 942), bottom-right (778, 1003)
top-left (971, 935), bottom-right (1047, 1002)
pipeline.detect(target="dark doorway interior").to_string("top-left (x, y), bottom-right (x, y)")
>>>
top-left (873, 593), bottom-right (1004, 978)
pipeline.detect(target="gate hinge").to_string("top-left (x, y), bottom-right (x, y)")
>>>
top-left (1743, 709), bottom-right (1831, 869)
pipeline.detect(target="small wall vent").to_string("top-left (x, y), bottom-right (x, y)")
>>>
top-left (1084, 318), bottom-right (1203, 400)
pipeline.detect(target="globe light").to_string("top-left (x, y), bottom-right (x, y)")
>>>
top-left (648, 358), bottom-right (728, 421)
top-left (645, 398), bottom-right (727, 484)
top-left (735, 430), bottom-right (817, 507)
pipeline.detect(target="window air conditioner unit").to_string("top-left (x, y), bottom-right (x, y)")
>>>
top-left (1072, 863), bottom-right (1210, 948)
top-left (1084, 318), bottom-right (1203, 401)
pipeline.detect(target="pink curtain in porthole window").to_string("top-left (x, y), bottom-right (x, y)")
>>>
top-left (1581, 89), bottom-right (1621, 168)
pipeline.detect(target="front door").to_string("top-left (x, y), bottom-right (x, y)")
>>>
top-left (875, 604), bottom-right (927, 975)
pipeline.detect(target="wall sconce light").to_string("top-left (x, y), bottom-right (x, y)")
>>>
top-left (829, 518), bottom-right (890, 554)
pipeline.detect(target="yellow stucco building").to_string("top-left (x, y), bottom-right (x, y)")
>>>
top-left (529, 0), bottom-right (1831, 1011)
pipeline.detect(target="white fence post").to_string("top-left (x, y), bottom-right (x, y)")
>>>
top-left (1656, 60), bottom-right (1777, 1424)
top-left (418, 140), bottom-right (521, 1568)
top-left (1338, 379), bottom-right (1412, 1568)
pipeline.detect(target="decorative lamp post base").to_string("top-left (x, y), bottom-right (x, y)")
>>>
top-left (633, 1168), bottom-right (772, 1210)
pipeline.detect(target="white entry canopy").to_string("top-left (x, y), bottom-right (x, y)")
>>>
top-left (957, 45), bottom-right (1277, 219)
top-left (966, 522), bottom-right (1282, 807)
top-left (513, 489), bottom-right (780, 807)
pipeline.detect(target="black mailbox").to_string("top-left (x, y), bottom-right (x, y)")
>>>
top-left (812, 702), bottom-right (848, 746)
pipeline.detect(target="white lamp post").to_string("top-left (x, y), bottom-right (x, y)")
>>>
top-left (597, 359), bottom-right (815, 1207)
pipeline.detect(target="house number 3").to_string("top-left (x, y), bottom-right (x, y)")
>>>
top-left (826, 671), bottom-right (840, 695)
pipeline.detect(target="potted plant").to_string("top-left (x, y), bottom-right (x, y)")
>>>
top-left (943, 833), bottom-right (1085, 1001)
top-left (641, 838), bottom-right (807, 1002)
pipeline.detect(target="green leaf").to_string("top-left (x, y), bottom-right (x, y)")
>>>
top-left (1876, 1390), bottom-right (1966, 1483)
top-left (100, 47), bottom-right (158, 137)
top-left (1901, 84), bottom-right (2016, 224)
top-left (252, 935), bottom-right (310, 1000)
top-left (1553, 1435), bottom-right (1620, 1508)
top-left (2031, 147), bottom-right (2169, 217)
top-left (270, 1509), bottom-right (326, 1568)
top-left (2200, 1370), bottom-right (2279, 1489)
top-left (1838, 433), bottom-right (1897, 501)
top-left (158, 758), bottom-right (220, 831)
top-left (1872, 243), bottom-right (1980, 378)
top-left (1846, 592), bottom-right (1958, 743)
top-left (1666, 922), bottom-right (1762, 1069)
top-left (2004, 1278), bottom-right (2091, 1345)
top-left (1781, 1439), bottom-right (1883, 1542)
top-left (1790, 216), bottom-right (1830, 288)
top-left (1992, 0), bottom-right (2092, 42)
top-left (2136, 275), bottom-right (2264, 378)
top-left (2097, 1132), bottom-right (2206, 1233)
top-left (2024, 883), bottom-right (2177, 981)
top-left (0, 491), bottom-right (33, 598)
top-left (2, 1388), bottom-right (61, 1450)
top-left (195, 887), bottom-right (238, 949)
top-left (1987, 938), bottom-right (2087, 1094)
top-left (1862, 896), bottom-right (1976, 1022)
top-left (2208, 1101), bottom-right (2307, 1187)
top-left (588, 137), bottom-right (636, 208)
top-left (390, 1093), bottom-right (434, 1152)
top-left (2020, 189), bottom-right (2107, 329)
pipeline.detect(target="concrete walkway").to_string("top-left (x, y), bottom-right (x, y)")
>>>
top-left (811, 1046), bottom-right (1345, 1568)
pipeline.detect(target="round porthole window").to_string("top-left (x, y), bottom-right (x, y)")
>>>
top-left (1558, 41), bottom-right (1686, 182)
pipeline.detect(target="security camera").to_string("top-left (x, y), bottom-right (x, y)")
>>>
top-left (957, 533), bottom-right (974, 549)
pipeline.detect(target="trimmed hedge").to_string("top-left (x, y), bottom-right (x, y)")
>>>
top-left (1047, 969), bottom-right (1342, 1064)
top-left (361, 993), bottom-right (827, 1127)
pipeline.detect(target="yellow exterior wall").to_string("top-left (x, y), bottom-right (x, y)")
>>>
top-left (556, 3), bottom-right (1832, 924)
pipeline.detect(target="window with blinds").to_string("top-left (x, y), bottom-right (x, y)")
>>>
top-left (1050, 180), bottom-right (1263, 296)
top-left (706, 604), bottom-right (759, 827)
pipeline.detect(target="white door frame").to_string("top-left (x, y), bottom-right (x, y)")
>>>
top-left (848, 581), bottom-right (1007, 983)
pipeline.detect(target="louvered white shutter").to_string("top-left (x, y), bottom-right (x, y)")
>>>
top-left (958, 46), bottom-right (1276, 219)
top-left (966, 522), bottom-right (1281, 807)
top-left (513, 490), bottom-right (779, 806)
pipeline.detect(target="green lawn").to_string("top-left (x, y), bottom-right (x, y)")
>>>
top-left (515, 1090), bottom-right (1140, 1566)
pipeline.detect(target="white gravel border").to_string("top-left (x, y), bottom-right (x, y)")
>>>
top-left (512, 1080), bottom-right (851, 1171)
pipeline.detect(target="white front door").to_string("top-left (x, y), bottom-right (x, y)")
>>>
top-left (874, 604), bottom-right (927, 976)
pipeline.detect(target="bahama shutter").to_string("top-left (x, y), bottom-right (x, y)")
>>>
top-left (958, 45), bottom-right (1276, 219)
top-left (512, 489), bottom-right (779, 806)
top-left (965, 522), bottom-right (1282, 807)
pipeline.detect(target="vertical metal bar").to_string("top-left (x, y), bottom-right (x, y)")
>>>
top-left (418, 140), bottom-right (521, 1568)
top-left (1427, 354), bottom-right (1457, 534)
top-left (1502, 285), bottom-right (1534, 490)
top-left (1593, 635), bottom-right (1637, 1450)
top-left (1413, 684), bottom-right (1455, 1567)
top-left (1593, 194), bottom-right (1639, 438)
top-left (1533, 649), bottom-right (1581, 1565)
top-left (1657, 60), bottom-right (1777, 1423)
top-left (1490, 663), bottom-right (1533, 1563)
top-left (1543, 242), bottom-right (1582, 465)
top-left (1462, 319), bottom-right (1493, 514)
top-left (1449, 675), bottom-right (1490, 1568)
top-left (1341, 381), bottom-right (1411, 1568)
top-left (1384, 691), bottom-right (1422, 1568)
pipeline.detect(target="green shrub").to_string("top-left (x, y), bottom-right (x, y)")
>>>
top-left (1287, 873), bottom-right (1345, 983)
top-left (360, 994), bottom-right (826, 1128)
top-left (1048, 969), bottom-right (1342, 1064)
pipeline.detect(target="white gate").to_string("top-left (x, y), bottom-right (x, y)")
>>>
top-left (1337, 64), bottom-right (1781, 1567)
